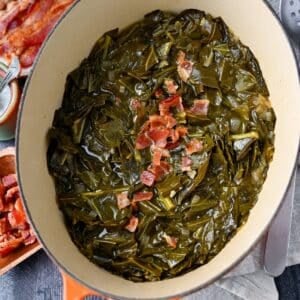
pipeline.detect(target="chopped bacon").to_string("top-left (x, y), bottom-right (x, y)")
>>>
top-left (2, 173), bottom-right (17, 189)
top-left (177, 126), bottom-right (188, 137)
top-left (148, 161), bottom-right (171, 181)
top-left (177, 60), bottom-right (194, 82)
top-left (135, 133), bottom-right (152, 150)
top-left (176, 51), bottom-right (194, 83)
top-left (176, 50), bottom-right (186, 65)
top-left (148, 128), bottom-right (170, 148)
top-left (189, 99), bottom-right (210, 116)
top-left (170, 129), bottom-right (179, 143)
top-left (186, 139), bottom-right (203, 155)
top-left (151, 146), bottom-right (170, 158)
top-left (149, 115), bottom-right (177, 130)
top-left (133, 191), bottom-right (153, 203)
top-left (5, 186), bottom-right (19, 203)
top-left (152, 148), bottom-right (162, 166)
top-left (140, 171), bottom-right (156, 187)
top-left (116, 192), bottom-right (131, 209)
top-left (125, 216), bottom-right (139, 233)
top-left (181, 156), bottom-right (193, 172)
top-left (164, 79), bottom-right (178, 95)
top-left (165, 141), bottom-right (180, 150)
top-left (163, 234), bottom-right (178, 249)
top-left (159, 95), bottom-right (184, 116)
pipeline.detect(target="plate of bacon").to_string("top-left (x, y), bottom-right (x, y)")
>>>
top-left (0, 0), bottom-right (75, 76)
top-left (0, 147), bottom-right (41, 275)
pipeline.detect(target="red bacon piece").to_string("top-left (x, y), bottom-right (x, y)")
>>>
top-left (159, 95), bottom-right (183, 116)
top-left (125, 216), bottom-right (139, 233)
top-left (189, 99), bottom-right (210, 116)
top-left (186, 139), bottom-right (203, 155)
top-left (140, 171), bottom-right (156, 187)
top-left (164, 79), bottom-right (178, 95)
top-left (148, 161), bottom-right (171, 181)
top-left (181, 156), bottom-right (193, 172)
top-left (135, 133), bottom-right (152, 150)
top-left (133, 191), bottom-right (153, 203)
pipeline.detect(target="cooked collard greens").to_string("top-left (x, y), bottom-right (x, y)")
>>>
top-left (47, 9), bottom-right (276, 282)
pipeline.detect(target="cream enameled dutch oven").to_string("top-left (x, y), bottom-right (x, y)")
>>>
top-left (16, 1), bottom-right (300, 299)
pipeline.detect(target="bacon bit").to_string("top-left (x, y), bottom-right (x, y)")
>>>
top-left (163, 234), bottom-right (178, 249)
top-left (149, 115), bottom-right (177, 130)
top-left (116, 192), bottom-right (131, 209)
top-left (130, 98), bottom-right (142, 110)
top-left (165, 115), bottom-right (177, 129)
top-left (148, 161), bottom-right (171, 181)
top-left (177, 60), bottom-right (194, 83)
top-left (141, 171), bottom-right (156, 187)
top-left (152, 149), bottom-right (162, 166)
top-left (135, 133), bottom-right (152, 150)
top-left (165, 141), bottom-right (180, 150)
top-left (186, 139), bottom-right (204, 155)
top-left (189, 99), bottom-right (210, 116)
top-left (164, 79), bottom-right (179, 95)
top-left (133, 191), bottom-right (153, 203)
top-left (176, 50), bottom-right (186, 65)
top-left (5, 186), bottom-right (19, 203)
top-left (148, 128), bottom-right (170, 148)
top-left (159, 95), bottom-right (184, 116)
top-left (2, 174), bottom-right (17, 189)
top-left (125, 216), bottom-right (139, 233)
top-left (170, 129), bottom-right (180, 143)
top-left (177, 126), bottom-right (188, 137)
top-left (151, 145), bottom-right (170, 157)
top-left (181, 156), bottom-right (193, 172)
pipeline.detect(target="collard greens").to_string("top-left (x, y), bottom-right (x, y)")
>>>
top-left (47, 9), bottom-right (276, 282)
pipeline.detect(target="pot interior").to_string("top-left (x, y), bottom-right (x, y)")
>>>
top-left (17, 0), bottom-right (300, 299)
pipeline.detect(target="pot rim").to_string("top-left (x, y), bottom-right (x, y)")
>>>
top-left (16, 1), bottom-right (300, 299)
